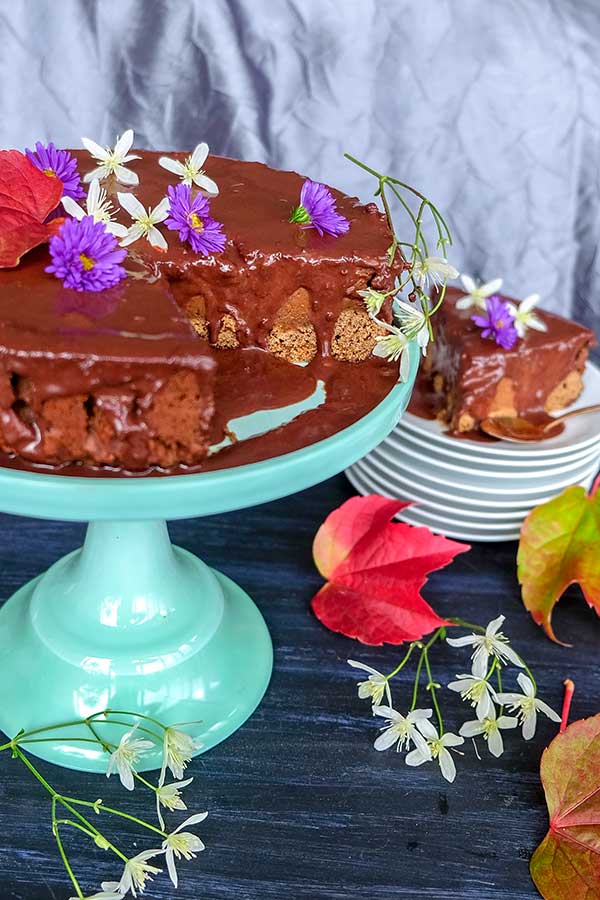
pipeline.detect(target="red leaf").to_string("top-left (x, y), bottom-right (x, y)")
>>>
top-left (311, 494), bottom-right (470, 645)
top-left (0, 150), bottom-right (64, 267)
top-left (530, 713), bottom-right (600, 899)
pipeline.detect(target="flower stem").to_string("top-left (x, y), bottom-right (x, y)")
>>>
top-left (101, 709), bottom-right (168, 732)
top-left (52, 800), bottom-right (83, 900)
top-left (64, 797), bottom-right (167, 838)
top-left (422, 646), bottom-right (443, 735)
top-left (386, 642), bottom-right (418, 680)
top-left (447, 617), bottom-right (486, 634)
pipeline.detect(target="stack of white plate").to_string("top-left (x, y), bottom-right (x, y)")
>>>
top-left (347, 361), bottom-right (600, 541)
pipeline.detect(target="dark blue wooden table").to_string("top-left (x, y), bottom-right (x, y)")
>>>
top-left (1, 473), bottom-right (597, 899)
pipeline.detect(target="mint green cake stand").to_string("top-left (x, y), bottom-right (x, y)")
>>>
top-left (0, 346), bottom-right (417, 772)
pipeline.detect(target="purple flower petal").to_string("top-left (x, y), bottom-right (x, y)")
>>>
top-left (472, 295), bottom-right (519, 349)
top-left (25, 141), bottom-right (85, 201)
top-left (164, 183), bottom-right (226, 256)
top-left (290, 179), bottom-right (350, 237)
top-left (46, 216), bottom-right (127, 292)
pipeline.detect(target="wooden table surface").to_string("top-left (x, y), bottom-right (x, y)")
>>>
top-left (0, 473), bottom-right (597, 900)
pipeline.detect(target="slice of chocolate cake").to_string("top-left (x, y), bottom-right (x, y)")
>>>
top-left (423, 287), bottom-right (596, 433)
top-left (0, 148), bottom-right (401, 471)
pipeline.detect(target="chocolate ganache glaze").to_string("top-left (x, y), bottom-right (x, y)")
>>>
top-left (0, 150), bottom-right (403, 474)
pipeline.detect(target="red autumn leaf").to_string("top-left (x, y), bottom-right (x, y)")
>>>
top-left (517, 479), bottom-right (600, 644)
top-left (311, 494), bottom-right (470, 645)
top-left (530, 713), bottom-right (600, 899)
top-left (0, 150), bottom-right (64, 267)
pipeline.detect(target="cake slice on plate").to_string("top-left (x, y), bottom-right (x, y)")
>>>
top-left (422, 287), bottom-right (596, 434)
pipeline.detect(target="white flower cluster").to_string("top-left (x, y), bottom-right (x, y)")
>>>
top-left (64, 129), bottom-right (219, 252)
top-left (349, 615), bottom-right (560, 785)
top-left (72, 721), bottom-right (207, 898)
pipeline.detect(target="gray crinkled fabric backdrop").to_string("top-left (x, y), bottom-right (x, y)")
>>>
top-left (0, 0), bottom-right (599, 347)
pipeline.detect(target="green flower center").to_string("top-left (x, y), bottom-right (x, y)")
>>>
top-left (289, 204), bottom-right (311, 225)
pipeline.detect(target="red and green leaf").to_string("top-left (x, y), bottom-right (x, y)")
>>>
top-left (311, 494), bottom-right (470, 645)
top-left (518, 480), bottom-right (600, 643)
top-left (531, 713), bottom-right (600, 899)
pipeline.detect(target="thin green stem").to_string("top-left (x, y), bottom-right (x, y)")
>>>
top-left (386, 642), bottom-right (418, 680)
top-left (447, 617), bottom-right (487, 634)
top-left (54, 818), bottom-right (98, 841)
top-left (100, 709), bottom-right (168, 732)
top-left (64, 798), bottom-right (167, 839)
top-left (52, 804), bottom-right (83, 900)
top-left (422, 647), bottom-right (443, 735)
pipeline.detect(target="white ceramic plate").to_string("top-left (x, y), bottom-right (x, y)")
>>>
top-left (385, 424), bottom-right (600, 469)
top-left (346, 470), bottom-right (536, 520)
top-left (350, 455), bottom-right (598, 509)
top-left (375, 433), bottom-right (600, 480)
top-left (401, 360), bottom-right (600, 458)
top-left (349, 463), bottom-right (525, 527)
top-left (346, 468), bottom-right (522, 542)
top-left (365, 442), bottom-right (600, 496)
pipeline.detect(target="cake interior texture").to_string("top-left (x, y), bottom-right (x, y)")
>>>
top-left (0, 150), bottom-right (401, 471)
top-left (422, 287), bottom-right (596, 433)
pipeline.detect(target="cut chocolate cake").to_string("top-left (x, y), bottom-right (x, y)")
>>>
top-left (421, 287), bottom-right (595, 434)
top-left (0, 149), bottom-right (401, 471)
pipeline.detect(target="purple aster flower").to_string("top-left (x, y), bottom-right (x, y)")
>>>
top-left (46, 216), bottom-right (127, 292)
top-left (289, 179), bottom-right (350, 237)
top-left (472, 295), bottom-right (519, 350)
top-left (25, 141), bottom-right (85, 201)
top-left (164, 183), bottom-right (226, 256)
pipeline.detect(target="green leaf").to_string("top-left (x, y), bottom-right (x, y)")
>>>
top-left (531, 714), bottom-right (600, 899)
top-left (517, 482), bottom-right (600, 643)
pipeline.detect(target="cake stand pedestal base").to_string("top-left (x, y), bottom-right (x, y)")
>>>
top-left (0, 519), bottom-right (272, 773)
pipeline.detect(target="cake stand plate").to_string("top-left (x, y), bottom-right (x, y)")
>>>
top-left (0, 347), bottom-right (417, 773)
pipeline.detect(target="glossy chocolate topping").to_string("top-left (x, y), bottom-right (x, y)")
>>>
top-left (0, 150), bottom-right (401, 473)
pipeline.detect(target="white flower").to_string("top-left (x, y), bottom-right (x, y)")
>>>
top-left (116, 849), bottom-right (164, 897)
top-left (156, 776), bottom-right (193, 830)
top-left (496, 673), bottom-right (561, 740)
top-left (405, 720), bottom-right (464, 783)
top-left (348, 659), bottom-right (391, 707)
top-left (117, 192), bottom-right (170, 250)
top-left (358, 288), bottom-right (387, 318)
top-left (162, 812), bottom-right (208, 888)
top-left (447, 654), bottom-right (497, 721)
top-left (412, 256), bottom-right (459, 290)
top-left (70, 883), bottom-right (124, 900)
top-left (459, 709), bottom-right (518, 757)
top-left (372, 706), bottom-right (433, 754)
top-left (82, 129), bottom-right (141, 186)
top-left (506, 293), bottom-right (547, 338)
top-left (393, 299), bottom-right (430, 356)
top-left (373, 328), bottom-right (411, 382)
top-left (162, 727), bottom-right (200, 781)
top-left (447, 614), bottom-right (524, 670)
top-left (61, 179), bottom-right (128, 238)
top-left (455, 274), bottom-right (503, 310)
top-left (158, 142), bottom-right (219, 195)
top-left (106, 723), bottom-right (154, 791)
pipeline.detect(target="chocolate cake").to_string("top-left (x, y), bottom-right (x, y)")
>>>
top-left (418, 287), bottom-right (596, 434)
top-left (0, 149), bottom-right (401, 471)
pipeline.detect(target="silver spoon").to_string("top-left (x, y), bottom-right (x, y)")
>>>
top-left (480, 403), bottom-right (600, 443)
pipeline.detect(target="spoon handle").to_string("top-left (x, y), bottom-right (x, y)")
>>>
top-left (545, 403), bottom-right (600, 431)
